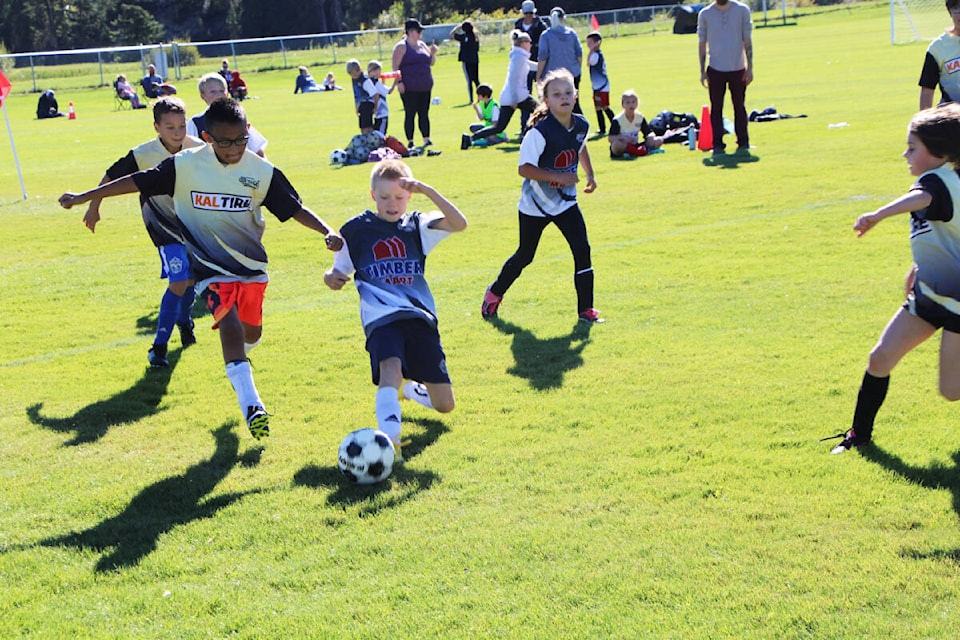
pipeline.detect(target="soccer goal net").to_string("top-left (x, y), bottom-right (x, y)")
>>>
top-left (891, 0), bottom-right (949, 44)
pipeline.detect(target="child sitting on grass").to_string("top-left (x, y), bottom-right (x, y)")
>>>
top-left (462, 83), bottom-right (507, 148)
top-left (608, 89), bottom-right (663, 158)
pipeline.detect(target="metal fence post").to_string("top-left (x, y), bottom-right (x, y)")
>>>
top-left (331, 35), bottom-right (337, 65)
top-left (29, 56), bottom-right (36, 93)
top-left (378, 31), bottom-right (382, 60)
top-left (281, 39), bottom-right (287, 68)
top-left (97, 51), bottom-right (104, 86)
top-left (231, 43), bottom-right (237, 71)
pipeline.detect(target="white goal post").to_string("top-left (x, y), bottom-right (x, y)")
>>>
top-left (891, 0), bottom-right (949, 44)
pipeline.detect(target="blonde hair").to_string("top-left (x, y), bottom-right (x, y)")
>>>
top-left (370, 158), bottom-right (413, 188)
top-left (621, 89), bottom-right (638, 102)
top-left (198, 72), bottom-right (227, 93)
top-left (367, 60), bottom-right (382, 72)
top-left (511, 29), bottom-right (532, 45)
top-left (346, 59), bottom-right (362, 74)
top-left (528, 68), bottom-right (576, 127)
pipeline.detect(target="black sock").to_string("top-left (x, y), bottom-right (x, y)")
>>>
top-left (595, 111), bottom-right (606, 133)
top-left (851, 371), bottom-right (890, 440)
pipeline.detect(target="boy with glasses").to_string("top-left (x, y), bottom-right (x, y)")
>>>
top-left (60, 98), bottom-right (343, 440)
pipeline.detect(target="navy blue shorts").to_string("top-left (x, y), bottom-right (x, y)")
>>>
top-left (904, 284), bottom-right (960, 334)
top-left (366, 318), bottom-right (450, 385)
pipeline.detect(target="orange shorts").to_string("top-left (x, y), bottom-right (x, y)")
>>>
top-left (201, 281), bottom-right (267, 330)
top-left (593, 91), bottom-right (610, 109)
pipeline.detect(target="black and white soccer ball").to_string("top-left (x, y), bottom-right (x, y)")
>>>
top-left (337, 428), bottom-right (396, 484)
top-left (330, 148), bottom-right (348, 164)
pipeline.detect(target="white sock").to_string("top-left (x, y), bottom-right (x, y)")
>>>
top-left (403, 381), bottom-right (434, 409)
top-left (244, 339), bottom-right (260, 355)
top-left (375, 386), bottom-right (402, 444)
top-left (225, 360), bottom-right (264, 413)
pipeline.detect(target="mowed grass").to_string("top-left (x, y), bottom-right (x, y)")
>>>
top-left (3, 3), bottom-right (960, 637)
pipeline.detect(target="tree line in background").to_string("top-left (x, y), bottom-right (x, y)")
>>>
top-left (0, 0), bottom-right (654, 53)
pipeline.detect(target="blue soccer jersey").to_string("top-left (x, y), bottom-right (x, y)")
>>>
top-left (517, 112), bottom-right (589, 217)
top-left (332, 210), bottom-right (450, 337)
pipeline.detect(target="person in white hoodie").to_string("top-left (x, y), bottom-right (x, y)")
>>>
top-left (462, 30), bottom-right (539, 148)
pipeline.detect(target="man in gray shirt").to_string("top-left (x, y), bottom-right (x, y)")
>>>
top-left (698, 0), bottom-right (753, 155)
top-left (537, 6), bottom-right (584, 115)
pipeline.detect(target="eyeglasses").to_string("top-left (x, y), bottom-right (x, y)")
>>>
top-left (208, 133), bottom-right (249, 149)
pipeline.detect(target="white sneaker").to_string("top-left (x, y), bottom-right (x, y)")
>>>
top-left (402, 381), bottom-right (433, 408)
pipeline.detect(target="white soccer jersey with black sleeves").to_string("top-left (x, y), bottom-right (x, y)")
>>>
top-left (910, 163), bottom-right (960, 312)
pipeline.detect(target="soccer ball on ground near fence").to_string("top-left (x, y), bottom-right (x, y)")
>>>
top-left (330, 148), bottom-right (348, 164)
top-left (337, 428), bottom-right (396, 484)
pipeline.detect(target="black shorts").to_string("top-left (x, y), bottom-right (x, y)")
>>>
top-left (366, 318), bottom-right (450, 385)
top-left (904, 283), bottom-right (960, 333)
top-left (358, 101), bottom-right (375, 129)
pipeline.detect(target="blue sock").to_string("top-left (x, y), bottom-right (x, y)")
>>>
top-left (177, 285), bottom-right (196, 325)
top-left (155, 288), bottom-right (181, 345)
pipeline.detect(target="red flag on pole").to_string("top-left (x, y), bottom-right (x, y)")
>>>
top-left (0, 70), bottom-right (11, 107)
top-left (590, 14), bottom-right (600, 31)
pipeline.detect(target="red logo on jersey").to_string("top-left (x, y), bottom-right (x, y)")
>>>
top-left (947, 57), bottom-right (960, 74)
top-left (554, 149), bottom-right (576, 171)
top-left (372, 237), bottom-right (406, 260)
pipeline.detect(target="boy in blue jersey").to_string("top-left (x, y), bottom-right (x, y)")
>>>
top-left (324, 159), bottom-right (468, 457)
top-left (81, 96), bottom-right (204, 368)
top-left (60, 98), bottom-right (342, 440)
top-left (347, 59), bottom-right (378, 135)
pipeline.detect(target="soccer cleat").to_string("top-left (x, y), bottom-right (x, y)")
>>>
top-left (734, 146), bottom-right (751, 157)
top-left (821, 429), bottom-right (870, 454)
top-left (481, 287), bottom-right (502, 319)
top-left (578, 308), bottom-right (605, 324)
top-left (178, 319), bottom-right (196, 347)
top-left (245, 405), bottom-right (270, 440)
top-left (461, 133), bottom-right (471, 150)
top-left (402, 381), bottom-right (429, 401)
top-left (148, 343), bottom-right (169, 368)
top-left (393, 438), bottom-right (411, 465)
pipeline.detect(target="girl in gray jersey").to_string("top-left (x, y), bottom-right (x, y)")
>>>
top-left (827, 105), bottom-right (960, 453)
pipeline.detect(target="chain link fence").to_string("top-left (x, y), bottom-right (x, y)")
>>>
top-left (0, 2), bottom-right (796, 96)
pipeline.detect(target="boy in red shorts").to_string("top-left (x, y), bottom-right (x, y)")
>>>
top-left (60, 98), bottom-right (342, 439)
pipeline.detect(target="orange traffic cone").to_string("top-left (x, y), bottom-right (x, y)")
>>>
top-left (68, 101), bottom-right (76, 120)
top-left (697, 104), bottom-right (712, 151)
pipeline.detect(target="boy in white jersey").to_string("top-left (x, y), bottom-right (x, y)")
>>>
top-left (323, 159), bottom-right (467, 457)
top-left (60, 98), bottom-right (343, 440)
top-left (609, 89), bottom-right (663, 158)
top-left (81, 97), bottom-right (203, 368)
top-left (187, 73), bottom-right (268, 158)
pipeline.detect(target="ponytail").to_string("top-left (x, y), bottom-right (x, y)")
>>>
top-left (529, 68), bottom-right (576, 127)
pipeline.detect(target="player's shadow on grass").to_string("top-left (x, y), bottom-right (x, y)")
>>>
top-left (860, 444), bottom-right (960, 561)
top-left (486, 317), bottom-right (592, 390)
top-left (26, 347), bottom-right (182, 447)
top-left (292, 417), bottom-right (447, 516)
top-left (702, 151), bottom-right (761, 168)
top-left (37, 422), bottom-right (259, 573)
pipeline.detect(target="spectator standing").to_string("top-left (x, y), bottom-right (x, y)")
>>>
top-left (536, 7), bottom-right (584, 116)
top-left (919, 0), bottom-right (960, 109)
top-left (698, 0), bottom-right (753, 156)
top-left (392, 18), bottom-right (438, 149)
top-left (515, 1), bottom-right (550, 99)
top-left (451, 21), bottom-right (481, 103)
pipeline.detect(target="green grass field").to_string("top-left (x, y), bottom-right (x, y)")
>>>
top-left (3, 3), bottom-right (960, 637)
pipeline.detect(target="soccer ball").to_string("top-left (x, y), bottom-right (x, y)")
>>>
top-left (337, 428), bottom-right (396, 484)
top-left (431, 96), bottom-right (441, 105)
top-left (330, 148), bottom-right (348, 164)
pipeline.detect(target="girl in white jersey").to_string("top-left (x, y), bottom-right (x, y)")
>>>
top-left (826, 105), bottom-right (960, 453)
